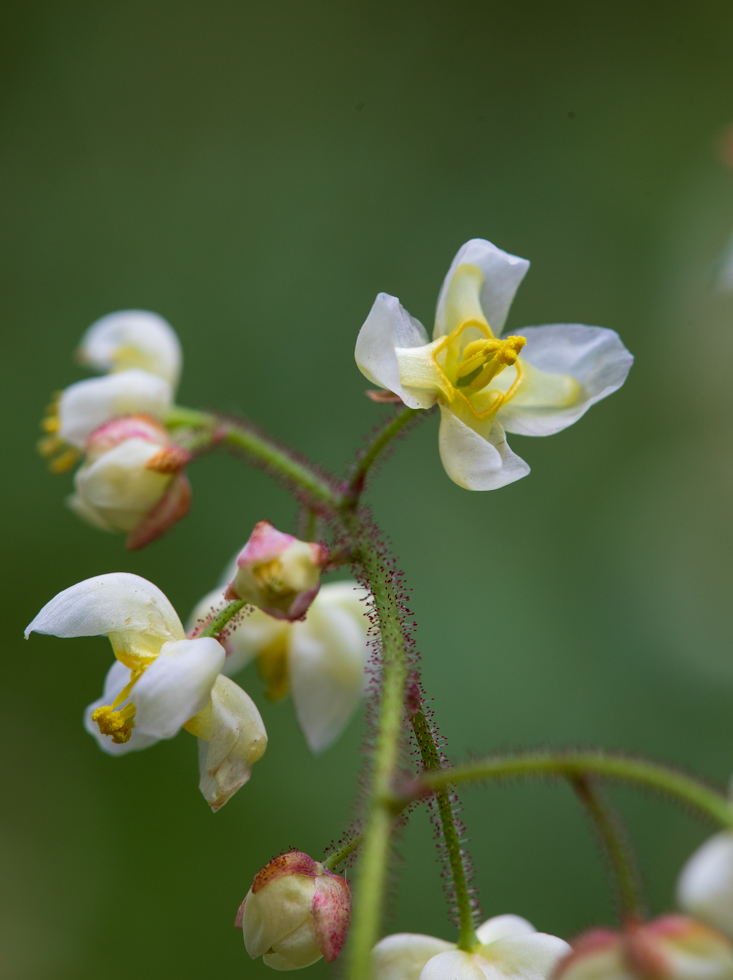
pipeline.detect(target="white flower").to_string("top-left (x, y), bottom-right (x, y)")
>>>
top-left (238, 851), bottom-right (351, 970)
top-left (25, 572), bottom-right (267, 810)
top-left (372, 914), bottom-right (570, 980)
top-left (78, 309), bottom-right (182, 386)
top-left (189, 579), bottom-right (369, 753)
top-left (355, 238), bottom-right (633, 490)
top-left (67, 415), bottom-right (191, 549)
top-left (678, 832), bottom-right (733, 939)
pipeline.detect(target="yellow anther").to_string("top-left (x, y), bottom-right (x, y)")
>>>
top-left (37, 435), bottom-right (62, 457)
top-left (253, 558), bottom-right (287, 595)
top-left (49, 448), bottom-right (80, 474)
top-left (92, 704), bottom-right (135, 744)
top-left (257, 634), bottom-right (290, 702)
top-left (455, 335), bottom-right (526, 392)
top-left (41, 415), bottom-right (60, 433)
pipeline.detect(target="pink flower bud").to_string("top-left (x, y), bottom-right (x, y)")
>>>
top-left (225, 521), bottom-right (329, 621)
top-left (238, 850), bottom-right (350, 970)
top-left (555, 916), bottom-right (733, 980)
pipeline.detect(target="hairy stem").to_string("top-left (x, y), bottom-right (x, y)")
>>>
top-left (199, 599), bottom-right (248, 638)
top-left (412, 709), bottom-right (478, 951)
top-left (396, 750), bottom-right (733, 826)
top-left (343, 407), bottom-right (420, 505)
top-left (324, 835), bottom-right (363, 871)
top-left (572, 776), bottom-right (643, 922)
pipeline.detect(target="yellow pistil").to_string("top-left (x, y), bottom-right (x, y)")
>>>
top-left (253, 558), bottom-right (287, 595)
top-left (257, 633), bottom-right (290, 702)
top-left (454, 335), bottom-right (526, 392)
top-left (91, 703), bottom-right (136, 743)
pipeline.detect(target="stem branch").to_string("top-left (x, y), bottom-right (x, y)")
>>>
top-left (343, 407), bottom-right (420, 505)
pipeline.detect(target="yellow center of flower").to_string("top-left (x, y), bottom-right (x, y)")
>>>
top-left (257, 633), bottom-right (290, 702)
top-left (37, 393), bottom-right (80, 473)
top-left (91, 668), bottom-right (144, 743)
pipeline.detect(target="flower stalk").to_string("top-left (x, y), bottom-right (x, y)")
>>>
top-left (343, 406), bottom-right (421, 505)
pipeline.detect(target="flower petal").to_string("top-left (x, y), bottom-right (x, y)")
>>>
top-left (438, 407), bottom-right (530, 491)
top-left (25, 572), bottom-right (185, 642)
top-left (267, 918), bottom-right (323, 970)
top-left (79, 310), bottom-right (182, 387)
top-left (125, 472), bottom-right (191, 551)
top-left (132, 637), bottom-right (225, 738)
top-left (243, 875), bottom-right (317, 959)
top-left (355, 293), bottom-right (435, 409)
top-left (58, 369), bottom-right (173, 448)
top-left (289, 585), bottom-right (369, 752)
top-left (421, 949), bottom-right (487, 980)
top-left (678, 833), bottom-right (733, 939)
top-left (83, 660), bottom-right (160, 755)
top-left (371, 934), bottom-right (456, 980)
top-left (476, 916), bottom-right (537, 945)
top-left (497, 324), bottom-right (633, 437)
top-left (477, 933), bottom-right (571, 980)
top-left (189, 674), bottom-right (267, 811)
top-left (434, 240), bottom-right (530, 339)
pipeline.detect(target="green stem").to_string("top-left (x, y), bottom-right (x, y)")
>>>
top-left (396, 750), bottom-right (733, 827)
top-left (200, 599), bottom-right (248, 638)
top-left (345, 516), bottom-right (410, 980)
top-left (572, 776), bottom-right (642, 922)
top-left (412, 710), bottom-right (478, 951)
top-left (324, 834), bottom-right (363, 871)
top-left (343, 407), bottom-right (420, 504)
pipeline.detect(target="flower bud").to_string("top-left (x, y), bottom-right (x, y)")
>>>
top-left (225, 521), bottom-right (329, 621)
top-left (555, 916), bottom-right (733, 980)
top-left (78, 309), bottom-right (182, 387)
top-left (678, 832), bottom-right (733, 939)
top-left (238, 851), bottom-right (350, 970)
top-left (68, 416), bottom-right (190, 549)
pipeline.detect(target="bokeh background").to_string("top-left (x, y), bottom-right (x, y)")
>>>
top-left (3, 1), bottom-right (733, 976)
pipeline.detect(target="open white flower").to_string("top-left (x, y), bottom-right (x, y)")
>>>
top-left (189, 577), bottom-right (369, 753)
top-left (26, 572), bottom-right (267, 810)
top-left (372, 914), bottom-right (570, 980)
top-left (355, 238), bottom-right (633, 490)
top-left (78, 309), bottom-right (182, 387)
top-left (678, 832), bottom-right (733, 939)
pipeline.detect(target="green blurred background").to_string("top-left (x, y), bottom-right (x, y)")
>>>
top-left (3, 1), bottom-right (733, 976)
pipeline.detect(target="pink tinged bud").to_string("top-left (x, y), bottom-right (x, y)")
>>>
top-left (84, 414), bottom-right (169, 460)
top-left (239, 851), bottom-right (351, 970)
top-left (555, 917), bottom-right (733, 980)
top-left (225, 521), bottom-right (330, 622)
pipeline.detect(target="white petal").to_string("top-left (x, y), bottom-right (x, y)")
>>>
top-left (438, 407), bottom-right (530, 491)
top-left (243, 876), bottom-right (316, 959)
top-left (193, 674), bottom-right (267, 811)
top-left (131, 638), bottom-right (225, 738)
top-left (678, 833), bottom-right (733, 938)
top-left (79, 310), bottom-right (182, 386)
top-left (372, 934), bottom-right (455, 980)
top-left (66, 491), bottom-right (114, 531)
top-left (289, 591), bottom-right (369, 753)
top-left (268, 917), bottom-right (323, 969)
top-left (25, 572), bottom-right (184, 642)
top-left (355, 293), bottom-right (435, 409)
top-left (434, 240), bottom-right (530, 339)
top-left (477, 934), bottom-right (571, 980)
top-left (420, 949), bottom-right (486, 980)
top-left (497, 324), bottom-right (633, 437)
top-left (58, 369), bottom-right (173, 448)
top-left (476, 916), bottom-right (537, 945)
top-left (83, 660), bottom-right (160, 755)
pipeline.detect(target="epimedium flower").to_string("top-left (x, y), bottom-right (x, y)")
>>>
top-left (554, 916), bottom-right (733, 980)
top-left (25, 572), bottom-right (267, 811)
top-left (67, 415), bottom-right (191, 550)
top-left (677, 832), bottom-right (733, 940)
top-left (237, 851), bottom-right (351, 971)
top-left (78, 309), bottom-right (182, 386)
top-left (224, 521), bottom-right (330, 621)
top-left (355, 238), bottom-right (633, 491)
top-left (189, 569), bottom-right (369, 753)
top-left (372, 914), bottom-right (570, 980)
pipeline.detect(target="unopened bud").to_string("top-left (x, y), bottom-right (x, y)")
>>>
top-left (555, 916), bottom-right (733, 980)
top-left (225, 521), bottom-right (329, 621)
top-left (238, 850), bottom-right (350, 971)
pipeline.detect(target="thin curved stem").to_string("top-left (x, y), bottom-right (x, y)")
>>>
top-left (394, 750), bottom-right (733, 827)
top-left (572, 776), bottom-right (643, 922)
top-left (343, 407), bottom-right (420, 505)
top-left (324, 834), bottom-right (363, 871)
top-left (199, 599), bottom-right (248, 638)
top-left (412, 709), bottom-right (478, 951)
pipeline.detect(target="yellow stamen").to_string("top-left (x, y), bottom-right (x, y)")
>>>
top-left (455, 335), bottom-right (526, 392)
top-left (92, 703), bottom-right (136, 744)
top-left (253, 558), bottom-right (287, 595)
top-left (257, 633), bottom-right (290, 702)
top-left (48, 448), bottom-right (80, 473)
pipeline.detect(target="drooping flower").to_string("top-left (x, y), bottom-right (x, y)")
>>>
top-left (355, 238), bottom-right (633, 490)
top-left (678, 832), bottom-right (733, 939)
top-left (224, 521), bottom-right (330, 621)
top-left (25, 572), bottom-right (267, 810)
top-left (554, 916), bottom-right (733, 980)
top-left (78, 309), bottom-right (182, 386)
top-left (237, 851), bottom-right (350, 970)
top-left (372, 914), bottom-right (570, 980)
top-left (189, 573), bottom-right (369, 753)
